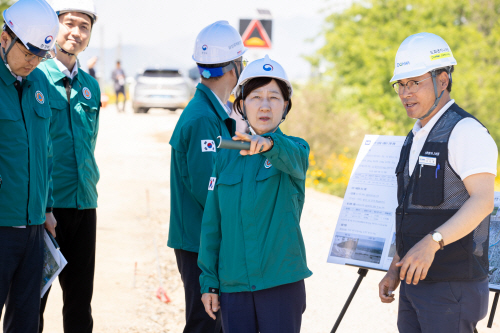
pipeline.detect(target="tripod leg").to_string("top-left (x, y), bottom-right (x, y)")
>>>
top-left (330, 268), bottom-right (369, 333)
top-left (487, 292), bottom-right (500, 328)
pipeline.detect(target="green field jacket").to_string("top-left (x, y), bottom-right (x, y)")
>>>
top-left (168, 83), bottom-right (235, 253)
top-left (38, 60), bottom-right (100, 209)
top-left (198, 130), bottom-right (313, 293)
top-left (0, 60), bottom-right (51, 226)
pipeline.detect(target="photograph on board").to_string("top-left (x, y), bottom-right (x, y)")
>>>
top-left (330, 232), bottom-right (385, 264)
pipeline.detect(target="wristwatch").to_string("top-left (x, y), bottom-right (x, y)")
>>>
top-left (429, 230), bottom-right (444, 250)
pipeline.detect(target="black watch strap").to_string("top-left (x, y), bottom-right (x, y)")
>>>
top-left (46, 207), bottom-right (53, 213)
top-left (208, 287), bottom-right (219, 294)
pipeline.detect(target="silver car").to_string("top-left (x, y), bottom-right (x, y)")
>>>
top-left (131, 68), bottom-right (195, 113)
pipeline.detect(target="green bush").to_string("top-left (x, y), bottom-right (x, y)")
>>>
top-left (286, 0), bottom-right (500, 197)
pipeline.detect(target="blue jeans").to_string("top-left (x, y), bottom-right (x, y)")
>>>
top-left (398, 278), bottom-right (489, 333)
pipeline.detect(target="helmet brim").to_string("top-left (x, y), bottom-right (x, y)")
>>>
top-left (57, 10), bottom-right (97, 24)
top-left (24, 42), bottom-right (53, 58)
top-left (390, 68), bottom-right (431, 82)
top-left (192, 47), bottom-right (248, 65)
top-left (236, 75), bottom-right (293, 98)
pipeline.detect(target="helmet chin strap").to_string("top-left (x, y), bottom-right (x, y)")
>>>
top-left (418, 69), bottom-right (446, 120)
top-left (231, 60), bottom-right (241, 81)
top-left (56, 41), bottom-right (75, 56)
top-left (2, 35), bottom-right (18, 74)
top-left (55, 42), bottom-right (81, 68)
top-left (240, 84), bottom-right (289, 135)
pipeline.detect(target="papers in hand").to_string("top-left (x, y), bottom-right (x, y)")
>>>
top-left (41, 230), bottom-right (67, 298)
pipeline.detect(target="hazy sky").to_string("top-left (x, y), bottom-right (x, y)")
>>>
top-left (80, 0), bottom-right (354, 81)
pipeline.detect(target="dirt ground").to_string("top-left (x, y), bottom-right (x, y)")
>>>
top-left (5, 103), bottom-right (499, 332)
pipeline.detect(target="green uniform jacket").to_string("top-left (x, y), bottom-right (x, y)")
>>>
top-left (198, 131), bottom-right (313, 293)
top-left (168, 83), bottom-right (235, 253)
top-left (38, 60), bottom-right (100, 209)
top-left (0, 60), bottom-right (52, 226)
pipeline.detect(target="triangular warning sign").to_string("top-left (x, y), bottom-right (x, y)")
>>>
top-left (241, 19), bottom-right (272, 49)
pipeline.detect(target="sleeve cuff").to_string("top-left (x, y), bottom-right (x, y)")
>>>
top-left (206, 287), bottom-right (219, 294)
top-left (263, 133), bottom-right (280, 159)
top-left (460, 168), bottom-right (497, 181)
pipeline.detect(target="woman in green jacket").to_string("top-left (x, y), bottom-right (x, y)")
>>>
top-left (198, 55), bottom-right (312, 332)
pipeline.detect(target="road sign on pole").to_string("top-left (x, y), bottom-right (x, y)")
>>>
top-left (239, 19), bottom-right (272, 49)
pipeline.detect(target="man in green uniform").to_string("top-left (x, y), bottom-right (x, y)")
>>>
top-left (38, 1), bottom-right (100, 332)
top-left (0, 0), bottom-right (59, 331)
top-left (168, 20), bottom-right (246, 332)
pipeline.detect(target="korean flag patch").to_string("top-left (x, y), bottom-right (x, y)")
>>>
top-left (208, 177), bottom-right (216, 191)
top-left (264, 159), bottom-right (272, 169)
top-left (202, 140), bottom-right (216, 152)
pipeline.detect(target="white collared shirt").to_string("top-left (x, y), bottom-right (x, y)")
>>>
top-left (409, 99), bottom-right (498, 179)
top-left (211, 90), bottom-right (250, 133)
top-left (211, 90), bottom-right (231, 116)
top-left (54, 58), bottom-right (78, 79)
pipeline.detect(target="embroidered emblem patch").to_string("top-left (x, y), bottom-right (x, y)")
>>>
top-left (35, 91), bottom-right (44, 104)
top-left (264, 159), bottom-right (272, 169)
top-left (82, 87), bottom-right (91, 100)
top-left (208, 177), bottom-right (216, 191)
top-left (202, 140), bottom-right (216, 152)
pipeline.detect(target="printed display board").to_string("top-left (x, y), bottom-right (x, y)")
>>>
top-left (327, 135), bottom-right (405, 271)
top-left (327, 134), bottom-right (500, 291)
top-left (489, 193), bottom-right (500, 291)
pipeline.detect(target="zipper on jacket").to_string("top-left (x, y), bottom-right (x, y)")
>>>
top-left (15, 81), bottom-right (30, 225)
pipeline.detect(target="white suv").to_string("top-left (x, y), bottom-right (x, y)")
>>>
top-left (131, 68), bottom-right (195, 113)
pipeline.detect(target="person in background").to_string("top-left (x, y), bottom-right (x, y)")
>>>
top-left (167, 20), bottom-right (246, 332)
top-left (0, 0), bottom-right (59, 331)
top-left (112, 60), bottom-right (126, 112)
top-left (379, 32), bottom-right (497, 333)
top-left (87, 55), bottom-right (97, 79)
top-left (199, 55), bottom-right (312, 333)
top-left (38, 0), bottom-right (101, 332)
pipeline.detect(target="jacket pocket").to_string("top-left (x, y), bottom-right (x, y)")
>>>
top-left (411, 161), bottom-right (444, 206)
top-left (76, 101), bottom-right (98, 134)
top-left (217, 173), bottom-right (243, 213)
top-left (78, 100), bottom-right (99, 113)
top-left (217, 173), bottom-right (243, 186)
top-left (256, 165), bottom-right (280, 181)
top-left (0, 108), bottom-right (21, 121)
top-left (34, 105), bottom-right (52, 119)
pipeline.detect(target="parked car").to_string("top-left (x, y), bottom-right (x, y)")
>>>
top-left (131, 68), bottom-right (195, 113)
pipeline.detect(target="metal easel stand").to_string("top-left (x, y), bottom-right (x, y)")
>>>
top-left (330, 268), bottom-right (368, 333)
top-left (328, 267), bottom-right (497, 332)
top-left (487, 291), bottom-right (499, 328)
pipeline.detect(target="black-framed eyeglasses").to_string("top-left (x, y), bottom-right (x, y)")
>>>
top-left (15, 42), bottom-right (50, 63)
top-left (391, 76), bottom-right (432, 95)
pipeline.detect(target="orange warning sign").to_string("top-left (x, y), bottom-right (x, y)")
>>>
top-left (240, 19), bottom-right (272, 49)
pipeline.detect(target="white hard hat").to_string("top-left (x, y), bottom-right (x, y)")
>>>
top-left (192, 20), bottom-right (247, 64)
top-left (3, 0), bottom-right (59, 57)
top-left (235, 55), bottom-right (293, 98)
top-left (49, 0), bottom-right (98, 23)
top-left (391, 32), bottom-right (457, 82)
